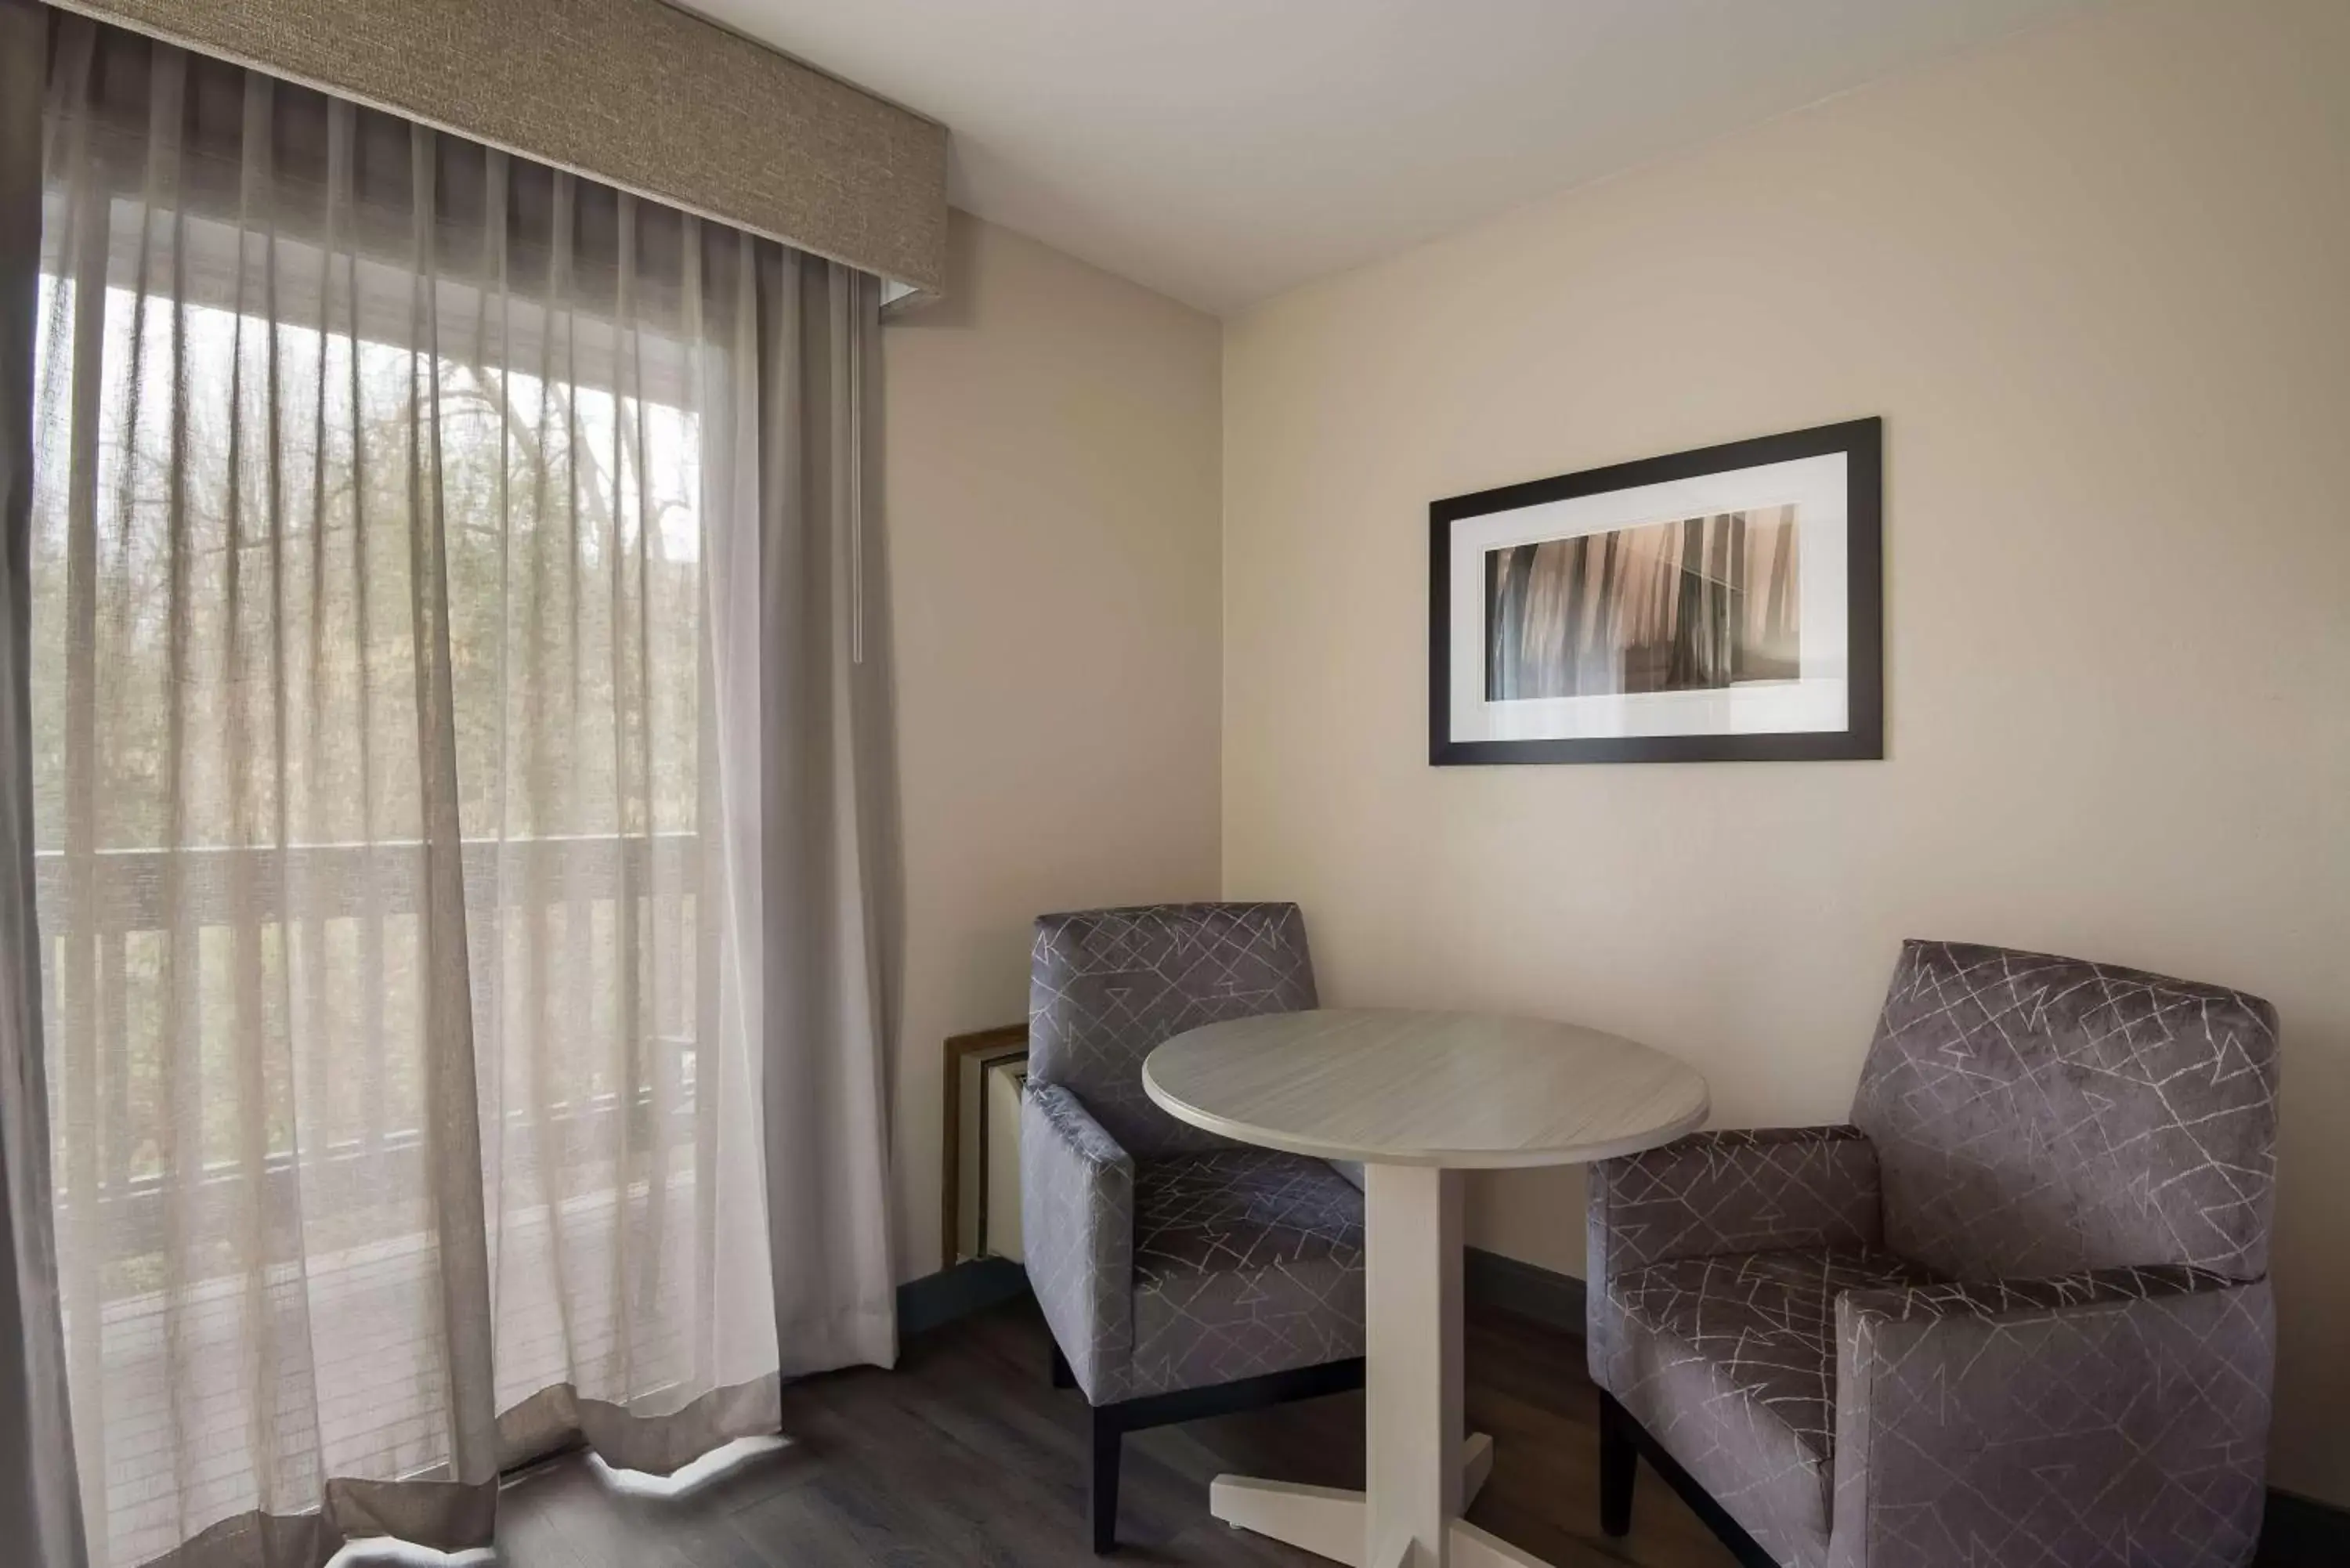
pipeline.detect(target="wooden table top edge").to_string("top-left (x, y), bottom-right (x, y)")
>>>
top-left (1141, 1008), bottom-right (1712, 1169)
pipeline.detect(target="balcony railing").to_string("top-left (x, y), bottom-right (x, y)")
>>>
top-left (34, 830), bottom-right (703, 1273)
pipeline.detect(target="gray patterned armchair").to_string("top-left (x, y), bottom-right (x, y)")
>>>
top-left (1021, 902), bottom-right (1367, 1552)
top-left (1587, 940), bottom-right (2279, 1568)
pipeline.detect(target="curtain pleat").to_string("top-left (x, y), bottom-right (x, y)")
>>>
top-left (15, 7), bottom-right (899, 1564)
top-left (754, 251), bottom-right (897, 1375)
top-left (2, 2), bottom-right (94, 1564)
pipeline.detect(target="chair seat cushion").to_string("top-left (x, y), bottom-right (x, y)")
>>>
top-left (1600, 1247), bottom-right (1942, 1568)
top-left (1125, 1147), bottom-right (1365, 1400)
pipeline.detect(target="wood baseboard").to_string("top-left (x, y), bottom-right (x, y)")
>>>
top-left (897, 1255), bottom-right (1029, 1339)
top-left (2259, 1487), bottom-right (2350, 1567)
top-left (1463, 1246), bottom-right (1587, 1331)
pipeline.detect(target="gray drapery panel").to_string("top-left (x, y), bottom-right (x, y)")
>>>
top-left (754, 251), bottom-right (898, 1376)
top-left (1, 2), bottom-right (94, 1565)
top-left (15, 6), bottom-right (899, 1563)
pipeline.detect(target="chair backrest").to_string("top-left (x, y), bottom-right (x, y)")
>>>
top-left (1029, 902), bottom-right (1318, 1158)
top-left (1851, 939), bottom-right (2279, 1281)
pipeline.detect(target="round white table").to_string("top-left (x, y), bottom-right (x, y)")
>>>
top-left (1143, 1008), bottom-right (1708, 1568)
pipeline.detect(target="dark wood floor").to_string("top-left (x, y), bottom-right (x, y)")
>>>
top-left (493, 1296), bottom-right (1736, 1568)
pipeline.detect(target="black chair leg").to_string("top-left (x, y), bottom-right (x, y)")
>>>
top-left (1599, 1390), bottom-right (1636, 1537)
top-left (1051, 1343), bottom-right (1076, 1389)
top-left (1090, 1406), bottom-right (1123, 1554)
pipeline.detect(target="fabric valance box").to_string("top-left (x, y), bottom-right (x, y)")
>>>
top-left (38, 0), bottom-right (949, 295)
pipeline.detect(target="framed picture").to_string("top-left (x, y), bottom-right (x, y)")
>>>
top-left (1430, 417), bottom-right (1882, 765)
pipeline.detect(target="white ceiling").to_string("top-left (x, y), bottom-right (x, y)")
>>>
top-left (678, 0), bottom-right (2099, 315)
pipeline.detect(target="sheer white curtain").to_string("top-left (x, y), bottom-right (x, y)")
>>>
top-left (12, 9), bottom-right (897, 1565)
top-left (2, 4), bottom-right (88, 1566)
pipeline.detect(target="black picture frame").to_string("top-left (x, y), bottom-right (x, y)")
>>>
top-left (1429, 417), bottom-right (1883, 766)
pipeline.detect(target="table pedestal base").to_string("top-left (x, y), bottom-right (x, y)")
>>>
top-left (1212, 1433), bottom-right (1542, 1566)
top-left (1208, 1167), bottom-right (1560, 1568)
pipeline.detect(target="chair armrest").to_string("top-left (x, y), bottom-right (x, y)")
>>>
top-left (1831, 1266), bottom-right (2274, 1566)
top-left (1586, 1125), bottom-right (1881, 1289)
top-left (1020, 1079), bottom-right (1134, 1400)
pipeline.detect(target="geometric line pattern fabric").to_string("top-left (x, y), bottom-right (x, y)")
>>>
top-left (1021, 904), bottom-right (1363, 1407)
top-left (1832, 1270), bottom-right (2273, 1568)
top-left (1852, 939), bottom-right (2280, 1281)
top-left (1587, 940), bottom-right (2280, 1568)
top-left (1020, 1081), bottom-right (1136, 1400)
top-left (1618, 1247), bottom-right (1944, 1470)
top-left (1586, 1125), bottom-right (1883, 1315)
top-left (1585, 1122), bottom-right (1884, 1414)
top-left (1029, 902), bottom-right (1318, 1158)
top-left (1838, 1260), bottom-right (2240, 1322)
top-left (1127, 1148), bottom-right (1366, 1400)
top-left (1134, 1148), bottom-right (1367, 1281)
top-left (1603, 1247), bottom-right (1943, 1568)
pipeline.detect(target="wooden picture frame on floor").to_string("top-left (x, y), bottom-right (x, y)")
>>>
top-left (942, 1024), bottom-right (1029, 1267)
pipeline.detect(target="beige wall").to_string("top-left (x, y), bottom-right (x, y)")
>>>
top-left (1222, 0), bottom-right (2350, 1505)
top-left (883, 209), bottom-right (1224, 1282)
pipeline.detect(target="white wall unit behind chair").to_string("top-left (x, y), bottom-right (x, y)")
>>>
top-left (984, 1059), bottom-right (1029, 1263)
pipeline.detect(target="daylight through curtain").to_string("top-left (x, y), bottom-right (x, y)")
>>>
top-left (18, 9), bottom-right (895, 1564)
top-left (2, 2), bottom-right (90, 1563)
